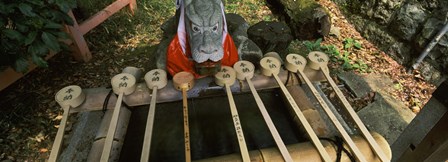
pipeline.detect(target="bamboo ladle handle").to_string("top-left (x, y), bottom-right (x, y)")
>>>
top-left (101, 73), bottom-right (136, 162)
top-left (140, 69), bottom-right (168, 162)
top-left (173, 71), bottom-right (195, 162)
top-left (215, 66), bottom-right (250, 162)
top-left (234, 60), bottom-right (293, 162)
top-left (49, 85), bottom-right (85, 162)
top-left (285, 53), bottom-right (367, 162)
top-left (307, 51), bottom-right (389, 162)
top-left (260, 56), bottom-right (332, 162)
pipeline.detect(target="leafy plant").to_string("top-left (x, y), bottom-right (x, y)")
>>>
top-left (343, 38), bottom-right (362, 50)
top-left (302, 37), bottom-right (369, 72)
top-left (0, 0), bottom-right (76, 73)
top-left (321, 44), bottom-right (340, 61)
top-left (303, 38), bottom-right (323, 52)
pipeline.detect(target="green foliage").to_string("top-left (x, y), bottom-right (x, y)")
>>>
top-left (303, 38), bottom-right (323, 52)
top-left (343, 38), bottom-right (362, 50)
top-left (302, 38), bottom-right (369, 72)
top-left (0, 0), bottom-right (76, 73)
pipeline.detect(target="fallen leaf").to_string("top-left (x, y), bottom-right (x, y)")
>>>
top-left (39, 148), bottom-right (48, 153)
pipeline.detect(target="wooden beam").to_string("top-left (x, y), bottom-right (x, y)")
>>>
top-left (398, 112), bottom-right (448, 162)
top-left (79, 0), bottom-right (131, 35)
top-left (129, 0), bottom-right (137, 15)
top-left (0, 52), bottom-right (56, 91)
top-left (66, 11), bottom-right (92, 62)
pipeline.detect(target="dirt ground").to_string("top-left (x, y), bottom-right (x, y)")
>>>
top-left (0, 0), bottom-right (435, 161)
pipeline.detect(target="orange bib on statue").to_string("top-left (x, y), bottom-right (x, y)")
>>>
top-left (166, 34), bottom-right (239, 78)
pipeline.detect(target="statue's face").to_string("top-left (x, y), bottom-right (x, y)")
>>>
top-left (185, 0), bottom-right (224, 64)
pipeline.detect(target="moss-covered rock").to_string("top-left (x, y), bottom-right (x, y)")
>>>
top-left (266, 0), bottom-right (331, 40)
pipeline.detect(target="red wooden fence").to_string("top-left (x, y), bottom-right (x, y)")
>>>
top-left (0, 0), bottom-right (136, 91)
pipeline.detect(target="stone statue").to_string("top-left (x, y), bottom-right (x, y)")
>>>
top-left (156, 0), bottom-right (262, 78)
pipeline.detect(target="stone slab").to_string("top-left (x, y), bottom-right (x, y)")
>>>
top-left (337, 71), bottom-right (372, 98)
top-left (338, 72), bottom-right (396, 99)
top-left (58, 111), bottom-right (103, 162)
top-left (358, 93), bottom-right (415, 144)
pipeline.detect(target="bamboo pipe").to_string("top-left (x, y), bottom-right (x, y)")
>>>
top-left (259, 56), bottom-right (332, 162)
top-left (284, 53), bottom-right (367, 162)
top-left (140, 69), bottom-right (168, 162)
top-left (173, 71), bottom-right (195, 162)
top-left (49, 85), bottom-right (86, 162)
top-left (195, 132), bottom-right (391, 162)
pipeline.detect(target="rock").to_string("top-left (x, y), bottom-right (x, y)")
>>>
top-left (419, 61), bottom-right (446, 86)
top-left (337, 71), bottom-right (371, 98)
top-left (390, 3), bottom-right (428, 41)
top-left (247, 21), bottom-right (293, 55)
top-left (418, 18), bottom-right (444, 41)
top-left (225, 14), bottom-right (263, 67)
top-left (225, 13), bottom-right (249, 37)
top-left (415, 18), bottom-right (448, 61)
top-left (233, 36), bottom-right (263, 67)
top-left (358, 93), bottom-right (415, 144)
top-left (58, 112), bottom-right (104, 162)
top-left (155, 37), bottom-right (174, 70)
top-left (387, 42), bottom-right (412, 64)
top-left (347, 14), bottom-right (368, 33)
top-left (360, 0), bottom-right (405, 25)
top-left (333, 0), bottom-right (448, 84)
top-left (439, 34), bottom-right (448, 48)
top-left (420, 0), bottom-right (440, 10)
top-left (329, 25), bottom-right (341, 38)
top-left (363, 22), bottom-right (395, 46)
top-left (161, 16), bottom-right (178, 39)
top-left (265, 0), bottom-right (331, 40)
top-left (337, 72), bottom-right (399, 100)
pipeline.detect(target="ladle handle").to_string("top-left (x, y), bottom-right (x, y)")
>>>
top-left (182, 88), bottom-right (191, 162)
top-left (141, 87), bottom-right (158, 162)
top-left (297, 69), bottom-right (367, 162)
top-left (272, 74), bottom-right (332, 162)
top-left (225, 84), bottom-right (250, 162)
top-left (48, 106), bottom-right (70, 162)
top-left (320, 66), bottom-right (389, 162)
top-left (101, 92), bottom-right (124, 162)
top-left (246, 78), bottom-right (294, 162)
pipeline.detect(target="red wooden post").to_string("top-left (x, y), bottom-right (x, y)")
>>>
top-left (0, 0), bottom-right (139, 91)
top-left (66, 11), bottom-right (92, 62)
top-left (129, 0), bottom-right (137, 15)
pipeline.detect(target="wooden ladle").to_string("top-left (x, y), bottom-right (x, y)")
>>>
top-left (307, 51), bottom-right (389, 162)
top-left (49, 85), bottom-right (86, 162)
top-left (101, 73), bottom-right (136, 162)
top-left (140, 69), bottom-right (168, 162)
top-left (215, 66), bottom-right (250, 162)
top-left (260, 55), bottom-right (332, 162)
top-left (173, 71), bottom-right (195, 162)
top-left (285, 53), bottom-right (367, 162)
top-left (234, 60), bottom-right (293, 162)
